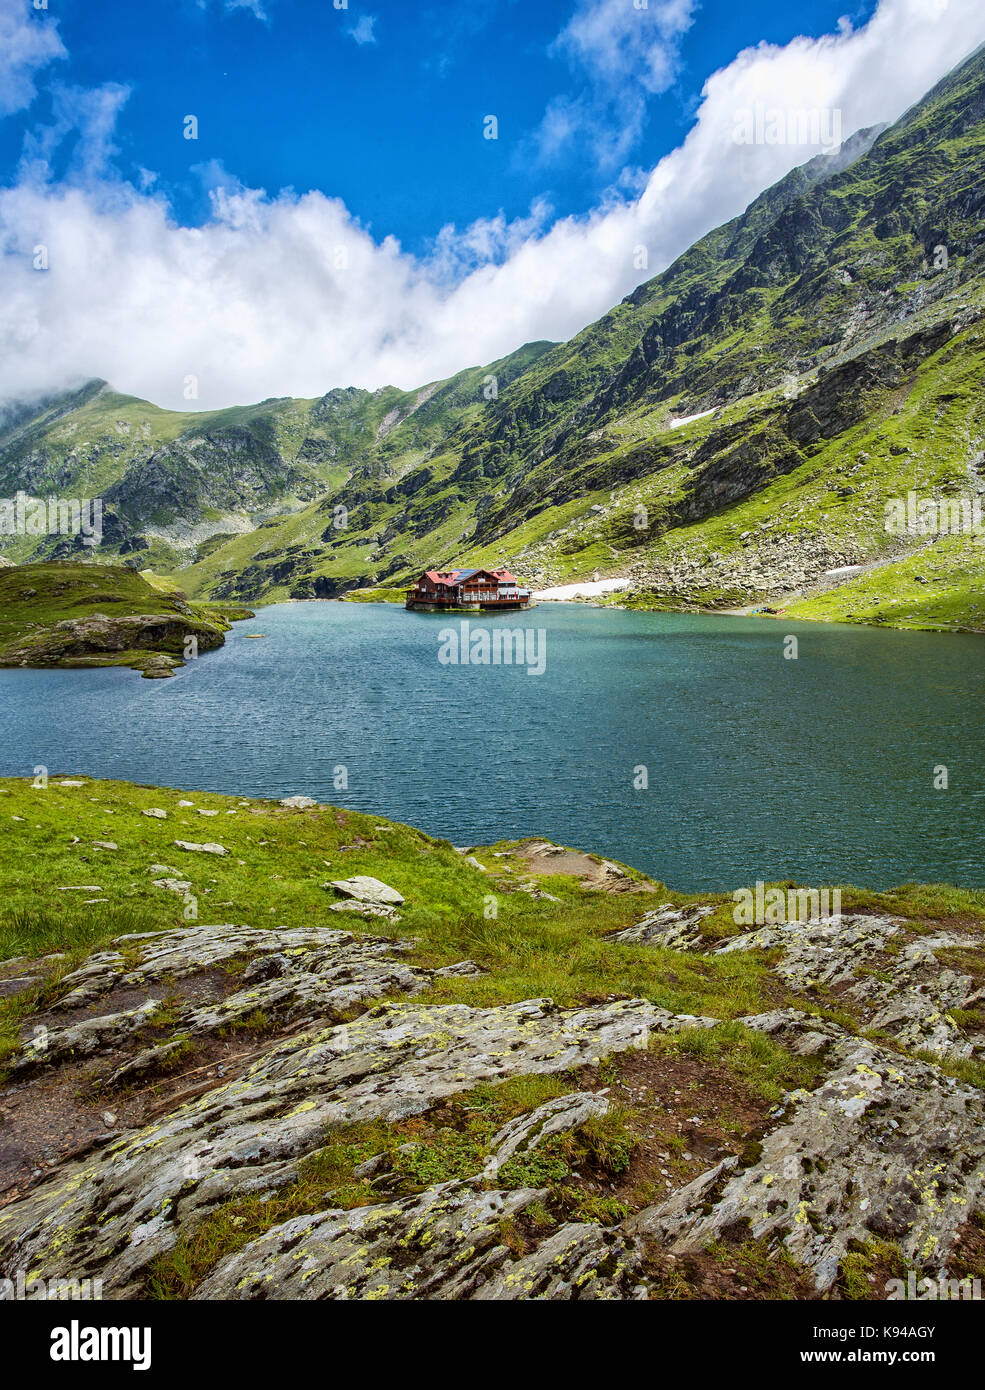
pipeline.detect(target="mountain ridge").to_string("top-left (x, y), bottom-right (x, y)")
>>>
top-left (2, 42), bottom-right (985, 628)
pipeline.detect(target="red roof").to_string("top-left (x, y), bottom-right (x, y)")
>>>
top-left (417, 567), bottom-right (516, 587)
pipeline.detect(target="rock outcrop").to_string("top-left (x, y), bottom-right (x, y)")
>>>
top-left (616, 907), bottom-right (985, 1060)
top-left (629, 1030), bottom-right (985, 1290)
top-left (195, 1179), bottom-right (648, 1301)
top-left (1, 898), bottom-right (983, 1301)
top-left (0, 932), bottom-right (674, 1296)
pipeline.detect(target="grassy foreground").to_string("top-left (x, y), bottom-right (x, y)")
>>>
top-left (3, 774), bottom-right (983, 1068)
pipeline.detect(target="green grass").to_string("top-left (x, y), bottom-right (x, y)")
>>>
top-left (787, 534), bottom-right (985, 631)
top-left (0, 562), bottom-right (251, 670)
top-left (2, 777), bottom-right (981, 1029)
top-left (0, 776), bottom-right (773, 1025)
top-left (648, 1021), bottom-right (827, 1104)
top-left (838, 1238), bottom-right (907, 1300)
top-left (341, 587), bottom-right (408, 604)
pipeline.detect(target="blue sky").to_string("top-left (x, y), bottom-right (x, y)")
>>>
top-left (3, 0), bottom-right (876, 254)
top-left (1, 0), bottom-right (982, 408)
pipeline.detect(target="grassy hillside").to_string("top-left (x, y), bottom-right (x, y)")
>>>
top-left (785, 534), bottom-right (985, 631)
top-left (0, 342), bottom-right (556, 583)
top-left (0, 563), bottom-right (252, 676)
top-left (138, 41), bottom-right (985, 625)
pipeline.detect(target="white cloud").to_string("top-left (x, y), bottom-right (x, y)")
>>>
top-left (348, 15), bottom-right (377, 46)
top-left (0, 0), bottom-right (65, 117)
top-left (531, 0), bottom-right (697, 167)
top-left (1, 0), bottom-right (984, 411)
top-left (427, 199), bottom-right (554, 284)
top-left (19, 82), bottom-right (131, 182)
top-left (555, 0), bottom-right (695, 90)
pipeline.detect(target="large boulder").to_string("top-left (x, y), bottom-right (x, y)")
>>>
top-left (326, 876), bottom-right (405, 906)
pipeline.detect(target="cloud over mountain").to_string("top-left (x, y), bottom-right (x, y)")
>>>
top-left (1, 0), bottom-right (984, 410)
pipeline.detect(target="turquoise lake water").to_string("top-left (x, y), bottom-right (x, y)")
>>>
top-left (1, 600), bottom-right (983, 891)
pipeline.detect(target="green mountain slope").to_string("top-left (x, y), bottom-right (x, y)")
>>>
top-left (0, 340), bottom-right (556, 591)
top-left (3, 44), bottom-right (985, 624)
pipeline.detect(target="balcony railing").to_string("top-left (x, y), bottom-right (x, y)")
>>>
top-left (409, 592), bottom-right (531, 604)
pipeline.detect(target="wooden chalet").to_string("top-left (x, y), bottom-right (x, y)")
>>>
top-left (405, 567), bottom-right (532, 611)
